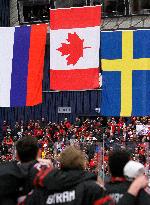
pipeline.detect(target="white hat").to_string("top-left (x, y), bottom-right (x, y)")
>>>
top-left (124, 160), bottom-right (145, 179)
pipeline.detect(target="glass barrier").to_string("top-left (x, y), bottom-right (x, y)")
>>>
top-left (44, 140), bottom-right (150, 183)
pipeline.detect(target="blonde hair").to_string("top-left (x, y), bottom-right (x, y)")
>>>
top-left (60, 146), bottom-right (85, 170)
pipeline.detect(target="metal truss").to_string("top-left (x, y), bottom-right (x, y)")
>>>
top-left (101, 15), bottom-right (150, 30)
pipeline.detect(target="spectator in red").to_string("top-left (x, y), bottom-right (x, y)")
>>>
top-left (3, 135), bottom-right (13, 146)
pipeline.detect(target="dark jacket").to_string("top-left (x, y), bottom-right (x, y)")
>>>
top-left (25, 168), bottom-right (113, 205)
top-left (106, 179), bottom-right (150, 205)
top-left (0, 161), bottom-right (35, 205)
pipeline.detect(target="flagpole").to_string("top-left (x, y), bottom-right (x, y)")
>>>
top-left (102, 132), bottom-right (105, 182)
top-left (43, 89), bottom-right (102, 92)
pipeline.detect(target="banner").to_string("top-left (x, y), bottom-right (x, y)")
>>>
top-left (50, 6), bottom-right (101, 90)
top-left (101, 30), bottom-right (150, 116)
top-left (0, 24), bottom-right (47, 107)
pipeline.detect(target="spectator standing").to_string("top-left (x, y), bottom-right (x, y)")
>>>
top-left (0, 136), bottom-right (40, 205)
top-left (25, 146), bottom-right (114, 205)
top-left (105, 150), bottom-right (150, 205)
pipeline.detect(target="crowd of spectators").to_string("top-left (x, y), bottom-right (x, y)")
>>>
top-left (1, 136), bottom-right (149, 205)
top-left (0, 116), bottom-right (150, 177)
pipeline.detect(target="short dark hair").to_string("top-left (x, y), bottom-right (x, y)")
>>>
top-left (16, 136), bottom-right (39, 163)
top-left (108, 150), bottom-right (130, 177)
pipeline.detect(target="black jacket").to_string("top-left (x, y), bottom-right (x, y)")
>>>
top-left (25, 168), bottom-right (113, 205)
top-left (0, 161), bottom-right (35, 205)
top-left (106, 179), bottom-right (150, 205)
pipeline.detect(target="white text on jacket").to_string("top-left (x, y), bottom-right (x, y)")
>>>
top-left (46, 190), bottom-right (75, 204)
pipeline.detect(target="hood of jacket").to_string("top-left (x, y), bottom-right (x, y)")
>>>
top-left (38, 169), bottom-right (97, 192)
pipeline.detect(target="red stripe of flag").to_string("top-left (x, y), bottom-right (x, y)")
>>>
top-left (50, 68), bottom-right (99, 90)
top-left (26, 24), bottom-right (47, 106)
top-left (50, 6), bottom-right (101, 30)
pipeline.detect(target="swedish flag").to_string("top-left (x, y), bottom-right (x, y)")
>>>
top-left (101, 30), bottom-right (150, 116)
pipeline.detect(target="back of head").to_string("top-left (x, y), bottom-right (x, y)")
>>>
top-left (16, 136), bottom-right (38, 163)
top-left (60, 146), bottom-right (85, 170)
top-left (108, 150), bottom-right (130, 177)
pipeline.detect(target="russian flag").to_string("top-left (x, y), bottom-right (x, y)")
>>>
top-left (50, 6), bottom-right (101, 90)
top-left (0, 24), bottom-right (47, 107)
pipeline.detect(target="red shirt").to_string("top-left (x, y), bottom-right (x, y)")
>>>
top-left (3, 137), bottom-right (13, 145)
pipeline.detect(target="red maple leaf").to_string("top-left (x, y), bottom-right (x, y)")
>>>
top-left (57, 32), bottom-right (91, 65)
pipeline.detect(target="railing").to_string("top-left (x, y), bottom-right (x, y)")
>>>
top-left (17, 0), bottom-right (150, 24)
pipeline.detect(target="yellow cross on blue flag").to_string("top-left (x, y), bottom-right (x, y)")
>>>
top-left (101, 30), bottom-right (150, 116)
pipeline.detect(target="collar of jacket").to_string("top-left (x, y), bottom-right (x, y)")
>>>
top-left (111, 177), bottom-right (126, 183)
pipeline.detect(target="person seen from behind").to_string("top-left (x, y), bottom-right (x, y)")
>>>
top-left (25, 146), bottom-right (148, 205)
top-left (25, 146), bottom-right (114, 205)
top-left (0, 136), bottom-right (52, 205)
top-left (105, 150), bottom-right (150, 205)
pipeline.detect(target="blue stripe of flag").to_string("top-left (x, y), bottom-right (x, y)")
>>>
top-left (10, 26), bottom-right (31, 107)
top-left (101, 72), bottom-right (121, 116)
top-left (132, 70), bottom-right (150, 116)
top-left (133, 30), bottom-right (150, 59)
top-left (101, 31), bottom-right (122, 59)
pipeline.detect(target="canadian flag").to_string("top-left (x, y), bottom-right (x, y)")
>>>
top-left (50, 6), bottom-right (101, 90)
